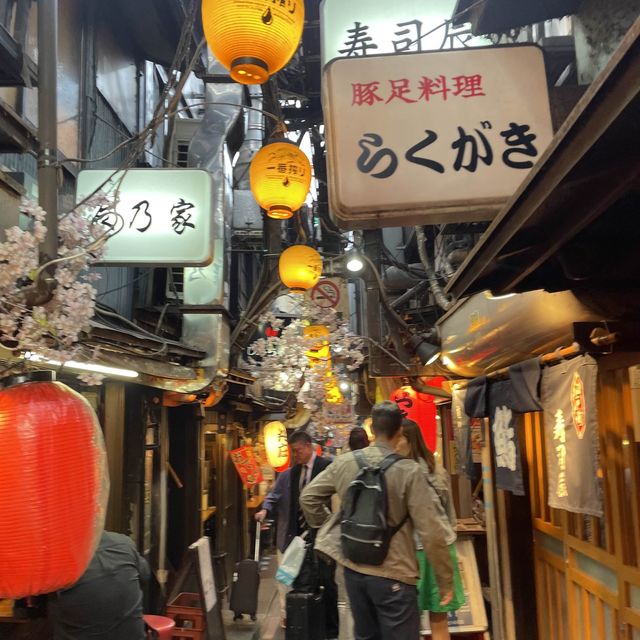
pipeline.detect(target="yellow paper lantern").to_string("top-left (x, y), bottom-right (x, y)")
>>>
top-left (279, 245), bottom-right (322, 293)
top-left (201, 0), bottom-right (304, 85)
top-left (250, 141), bottom-right (312, 220)
top-left (305, 325), bottom-right (330, 363)
top-left (264, 420), bottom-right (289, 470)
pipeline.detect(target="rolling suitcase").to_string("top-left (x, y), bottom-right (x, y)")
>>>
top-left (230, 522), bottom-right (261, 621)
top-left (285, 590), bottom-right (325, 640)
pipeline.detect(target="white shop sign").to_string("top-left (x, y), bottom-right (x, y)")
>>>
top-left (76, 169), bottom-right (215, 266)
top-left (320, 0), bottom-right (481, 66)
top-left (323, 45), bottom-right (554, 229)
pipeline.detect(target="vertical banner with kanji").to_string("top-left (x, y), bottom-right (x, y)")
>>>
top-left (540, 355), bottom-right (603, 517)
top-left (488, 380), bottom-right (525, 496)
top-left (229, 447), bottom-right (264, 489)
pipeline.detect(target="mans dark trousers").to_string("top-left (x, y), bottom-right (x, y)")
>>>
top-left (290, 460), bottom-right (339, 639)
top-left (343, 567), bottom-right (421, 640)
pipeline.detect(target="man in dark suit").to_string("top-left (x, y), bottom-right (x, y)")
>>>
top-left (256, 430), bottom-right (338, 638)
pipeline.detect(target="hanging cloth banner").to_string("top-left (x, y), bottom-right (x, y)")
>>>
top-left (488, 380), bottom-right (526, 496)
top-left (229, 446), bottom-right (264, 489)
top-left (540, 355), bottom-right (603, 517)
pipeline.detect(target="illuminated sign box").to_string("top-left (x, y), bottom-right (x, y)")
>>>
top-left (323, 45), bottom-right (554, 229)
top-left (76, 169), bottom-right (215, 266)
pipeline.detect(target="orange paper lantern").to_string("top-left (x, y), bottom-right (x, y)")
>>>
top-left (201, 0), bottom-right (304, 85)
top-left (250, 141), bottom-right (312, 220)
top-left (0, 381), bottom-right (108, 597)
top-left (279, 245), bottom-right (323, 293)
top-left (264, 420), bottom-right (290, 471)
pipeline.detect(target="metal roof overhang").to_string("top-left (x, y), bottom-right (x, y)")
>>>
top-left (453, 0), bottom-right (583, 35)
top-left (109, 0), bottom-right (194, 67)
top-left (445, 18), bottom-right (640, 301)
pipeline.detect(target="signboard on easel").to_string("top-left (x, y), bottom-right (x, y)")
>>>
top-left (168, 537), bottom-right (225, 639)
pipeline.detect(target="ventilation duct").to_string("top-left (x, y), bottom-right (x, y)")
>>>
top-left (164, 51), bottom-right (243, 392)
top-left (438, 290), bottom-right (603, 378)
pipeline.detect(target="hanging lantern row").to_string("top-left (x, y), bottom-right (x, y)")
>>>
top-left (279, 245), bottom-right (323, 293)
top-left (250, 140), bottom-right (312, 220)
top-left (202, 0), bottom-right (305, 85)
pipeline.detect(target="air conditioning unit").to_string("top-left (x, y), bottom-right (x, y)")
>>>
top-left (168, 119), bottom-right (202, 168)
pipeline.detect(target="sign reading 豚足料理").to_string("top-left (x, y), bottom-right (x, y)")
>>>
top-left (323, 46), bottom-right (554, 230)
top-left (76, 169), bottom-right (215, 266)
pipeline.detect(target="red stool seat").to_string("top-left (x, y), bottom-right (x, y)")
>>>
top-left (144, 614), bottom-right (176, 640)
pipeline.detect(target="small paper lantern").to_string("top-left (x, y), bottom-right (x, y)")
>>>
top-left (0, 381), bottom-right (108, 597)
top-left (305, 325), bottom-right (330, 363)
top-left (279, 245), bottom-right (323, 293)
top-left (201, 0), bottom-right (304, 85)
top-left (264, 420), bottom-right (290, 471)
top-left (250, 141), bottom-right (312, 220)
top-left (391, 385), bottom-right (438, 452)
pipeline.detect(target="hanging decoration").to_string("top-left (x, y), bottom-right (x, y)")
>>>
top-left (201, 0), bottom-right (305, 85)
top-left (229, 446), bottom-right (264, 488)
top-left (264, 420), bottom-right (290, 471)
top-left (0, 381), bottom-right (109, 597)
top-left (250, 141), bottom-right (312, 220)
top-left (0, 197), bottom-right (110, 385)
top-left (279, 245), bottom-right (323, 293)
top-left (249, 302), bottom-right (364, 439)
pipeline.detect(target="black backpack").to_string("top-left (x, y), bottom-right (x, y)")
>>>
top-left (340, 450), bottom-right (408, 566)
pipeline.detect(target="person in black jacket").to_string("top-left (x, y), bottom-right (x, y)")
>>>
top-left (256, 430), bottom-right (338, 639)
top-left (48, 530), bottom-right (150, 639)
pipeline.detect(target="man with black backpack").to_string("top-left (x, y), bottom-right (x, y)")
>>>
top-left (300, 401), bottom-right (454, 640)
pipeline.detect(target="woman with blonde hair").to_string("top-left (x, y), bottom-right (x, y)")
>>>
top-left (396, 418), bottom-right (465, 640)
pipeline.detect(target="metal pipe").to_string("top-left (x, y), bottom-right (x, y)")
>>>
top-left (38, 0), bottom-right (59, 262)
top-left (415, 226), bottom-right (452, 310)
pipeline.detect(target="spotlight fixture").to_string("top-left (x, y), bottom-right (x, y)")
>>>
top-left (345, 251), bottom-right (365, 274)
top-left (407, 334), bottom-right (441, 366)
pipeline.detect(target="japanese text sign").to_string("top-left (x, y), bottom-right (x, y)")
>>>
top-left (229, 446), bottom-right (264, 489)
top-left (323, 46), bottom-right (554, 229)
top-left (320, 0), bottom-right (483, 66)
top-left (76, 169), bottom-right (215, 265)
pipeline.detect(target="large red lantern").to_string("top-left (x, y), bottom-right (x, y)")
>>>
top-left (0, 381), bottom-right (108, 597)
top-left (391, 385), bottom-right (438, 452)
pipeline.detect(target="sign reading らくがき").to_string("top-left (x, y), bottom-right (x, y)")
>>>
top-left (323, 45), bottom-right (554, 229)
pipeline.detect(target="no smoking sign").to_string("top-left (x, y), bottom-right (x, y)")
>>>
top-left (310, 279), bottom-right (341, 309)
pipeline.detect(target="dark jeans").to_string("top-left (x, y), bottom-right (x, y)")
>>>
top-left (344, 567), bottom-right (421, 640)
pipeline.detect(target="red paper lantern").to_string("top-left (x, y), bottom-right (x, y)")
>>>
top-left (391, 385), bottom-right (438, 452)
top-left (0, 381), bottom-right (108, 597)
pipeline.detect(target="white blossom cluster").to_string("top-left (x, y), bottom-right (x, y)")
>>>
top-left (249, 302), bottom-right (365, 431)
top-left (0, 198), bottom-right (109, 384)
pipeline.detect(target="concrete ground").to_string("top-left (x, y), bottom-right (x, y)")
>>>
top-left (223, 551), bottom-right (354, 640)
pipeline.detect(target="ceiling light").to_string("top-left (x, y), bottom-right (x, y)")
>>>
top-left (339, 380), bottom-right (350, 392)
top-left (23, 353), bottom-right (138, 379)
top-left (345, 251), bottom-right (365, 273)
